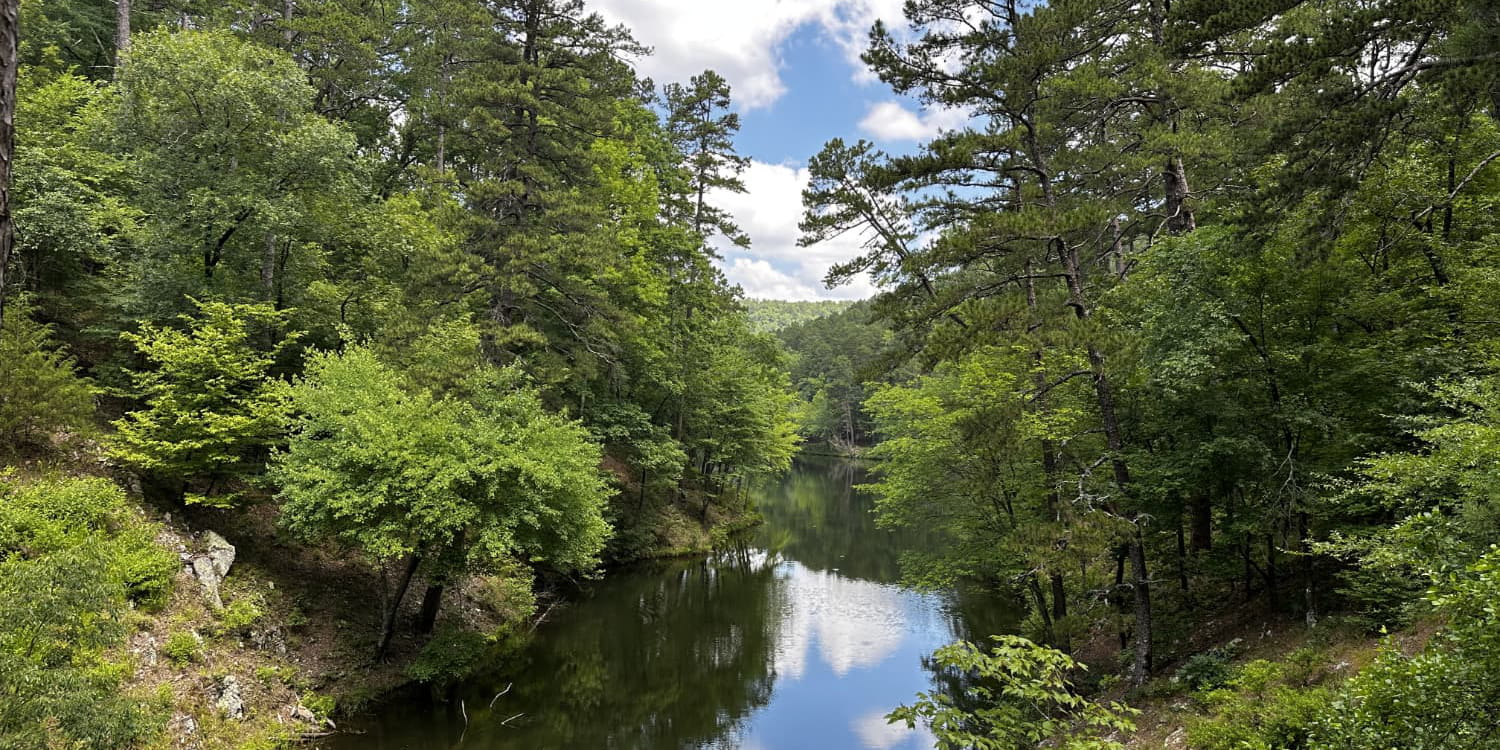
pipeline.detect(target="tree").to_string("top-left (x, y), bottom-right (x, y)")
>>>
top-left (272, 345), bottom-right (611, 657)
top-left (110, 301), bottom-right (294, 504)
top-left (0, 0), bottom-right (16, 330)
top-left (0, 307), bottom-right (95, 452)
top-left (663, 70), bottom-right (749, 248)
top-left (889, 635), bottom-right (1136, 750)
top-left (109, 29), bottom-right (358, 316)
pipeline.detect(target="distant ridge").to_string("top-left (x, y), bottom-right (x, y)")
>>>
top-left (743, 299), bottom-right (855, 333)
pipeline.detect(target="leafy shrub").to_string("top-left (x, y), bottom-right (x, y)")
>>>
top-left (405, 628), bottom-right (495, 686)
top-left (0, 310), bottom-right (96, 452)
top-left (0, 476), bottom-right (173, 749)
top-left (110, 301), bottom-right (295, 505)
top-left (1173, 640), bottom-right (1242, 693)
top-left (1188, 660), bottom-right (1329, 750)
top-left (890, 635), bottom-right (1137, 750)
top-left (0, 476), bottom-right (177, 606)
top-left (162, 631), bottom-right (201, 665)
top-left (218, 595), bottom-right (266, 634)
top-left (472, 558), bottom-right (537, 625)
top-left (300, 693), bottom-right (336, 721)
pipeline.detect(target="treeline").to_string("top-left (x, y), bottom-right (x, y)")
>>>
top-left (744, 299), bottom-right (853, 332)
top-left (805, 0), bottom-right (1500, 746)
top-left (0, 0), bottom-right (800, 730)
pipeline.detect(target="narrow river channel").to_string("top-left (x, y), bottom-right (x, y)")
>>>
top-left (331, 456), bottom-right (1016, 749)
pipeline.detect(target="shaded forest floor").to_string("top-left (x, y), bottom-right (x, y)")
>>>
top-left (1090, 594), bottom-right (1443, 749)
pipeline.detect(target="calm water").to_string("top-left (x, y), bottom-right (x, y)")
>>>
top-left (330, 457), bottom-right (1016, 750)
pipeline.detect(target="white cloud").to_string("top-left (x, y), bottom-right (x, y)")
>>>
top-left (589, 0), bottom-right (908, 110)
top-left (851, 709), bottom-right (938, 750)
top-left (859, 101), bottom-right (970, 141)
top-left (712, 160), bottom-right (877, 300)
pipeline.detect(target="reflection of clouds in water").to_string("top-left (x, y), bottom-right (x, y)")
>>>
top-left (851, 709), bottom-right (938, 750)
top-left (771, 561), bottom-right (951, 679)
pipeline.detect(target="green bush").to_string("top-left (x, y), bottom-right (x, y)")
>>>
top-left (1188, 660), bottom-right (1329, 750)
top-left (0, 310), bottom-right (96, 452)
top-left (300, 693), bottom-right (336, 721)
top-left (1173, 640), bottom-right (1242, 693)
top-left (0, 476), bottom-right (173, 749)
top-left (404, 628), bottom-right (495, 686)
top-left (110, 301), bottom-right (295, 506)
top-left (162, 631), bottom-right (201, 665)
top-left (0, 476), bottom-right (177, 606)
top-left (218, 594), bottom-right (266, 634)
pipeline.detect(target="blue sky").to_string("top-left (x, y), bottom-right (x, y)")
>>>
top-left (590, 0), bottom-right (967, 300)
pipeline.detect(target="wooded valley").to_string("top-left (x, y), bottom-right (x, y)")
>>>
top-left (4, 0), bottom-right (1500, 748)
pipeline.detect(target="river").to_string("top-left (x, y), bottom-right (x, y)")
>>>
top-left (328, 456), bottom-right (1016, 749)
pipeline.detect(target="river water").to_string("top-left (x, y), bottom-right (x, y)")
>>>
top-left (331, 457), bottom-right (1015, 749)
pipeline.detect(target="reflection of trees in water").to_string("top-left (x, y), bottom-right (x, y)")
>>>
top-left (447, 549), bottom-right (785, 750)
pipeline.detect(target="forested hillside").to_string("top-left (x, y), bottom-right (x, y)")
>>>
top-left (0, 1), bottom-right (797, 745)
top-left (805, 0), bottom-right (1500, 747)
top-left (743, 298), bottom-right (853, 332)
top-left (774, 301), bottom-right (897, 453)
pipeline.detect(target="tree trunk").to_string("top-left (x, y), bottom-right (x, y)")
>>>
top-left (1129, 533), bottom-right (1153, 685)
top-left (377, 555), bottom-right (421, 660)
top-left (1049, 571), bottom-right (1070, 652)
top-left (1299, 511), bottom-right (1316, 627)
top-left (115, 0), bottom-right (131, 66)
top-left (1113, 548), bottom-right (1128, 650)
top-left (417, 584), bottom-right (443, 635)
top-left (1190, 493), bottom-right (1212, 551)
top-left (1164, 157), bottom-right (1196, 234)
top-left (1028, 574), bottom-right (1056, 648)
top-left (1176, 512), bottom-right (1190, 594)
top-left (261, 233), bottom-right (277, 300)
top-left (1265, 534), bottom-right (1279, 610)
top-left (0, 0), bottom-right (15, 332)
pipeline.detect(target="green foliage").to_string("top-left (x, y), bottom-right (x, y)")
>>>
top-left (1310, 548), bottom-right (1500, 749)
top-left (0, 309), bottom-right (96, 451)
top-left (274, 345), bottom-right (611, 572)
top-left (889, 636), bottom-right (1136, 750)
top-left (110, 29), bottom-right (360, 314)
top-left (404, 628), bottom-right (495, 686)
top-left (0, 476), bottom-right (173, 748)
top-left (776, 301), bottom-right (894, 449)
top-left (1189, 659), bottom-right (1330, 750)
top-left (218, 595), bottom-right (266, 635)
top-left (1173, 642), bottom-right (1241, 693)
top-left (743, 299), bottom-right (853, 333)
top-left (300, 693), bottom-right (336, 722)
top-left (110, 301), bottom-right (295, 504)
top-left (161, 631), bottom-right (202, 666)
top-left (0, 476), bottom-right (177, 608)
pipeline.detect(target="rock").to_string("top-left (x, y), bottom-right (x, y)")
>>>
top-left (186, 531), bottom-right (236, 609)
top-left (167, 713), bottom-right (200, 750)
top-left (130, 632), bottom-right (158, 670)
top-left (214, 675), bottom-right (246, 720)
top-left (203, 531), bottom-right (235, 577)
top-left (1165, 726), bottom-right (1187, 748)
top-left (250, 627), bottom-right (288, 656)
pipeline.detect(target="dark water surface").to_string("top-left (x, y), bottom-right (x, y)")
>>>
top-left (330, 457), bottom-right (1016, 749)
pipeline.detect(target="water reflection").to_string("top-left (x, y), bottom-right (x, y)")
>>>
top-left (329, 457), bottom-right (1016, 750)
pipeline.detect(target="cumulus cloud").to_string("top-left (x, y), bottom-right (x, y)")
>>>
top-left (859, 100), bottom-right (970, 141)
top-left (590, 0), bottom-right (908, 110)
top-left (712, 160), bottom-right (877, 300)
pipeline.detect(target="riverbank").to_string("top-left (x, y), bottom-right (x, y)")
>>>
top-left (0, 445), bottom-right (757, 750)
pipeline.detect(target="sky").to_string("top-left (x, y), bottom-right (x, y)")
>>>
top-left (587, 0), bottom-right (965, 301)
